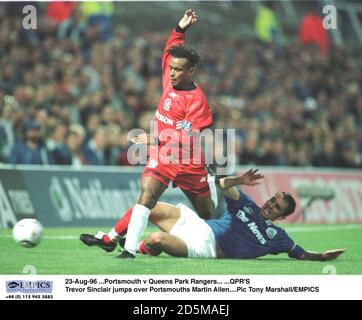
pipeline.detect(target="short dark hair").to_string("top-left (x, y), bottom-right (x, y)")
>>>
top-left (167, 44), bottom-right (202, 68)
top-left (281, 192), bottom-right (296, 217)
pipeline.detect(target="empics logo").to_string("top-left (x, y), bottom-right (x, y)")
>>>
top-left (7, 281), bottom-right (20, 289)
top-left (6, 280), bottom-right (53, 294)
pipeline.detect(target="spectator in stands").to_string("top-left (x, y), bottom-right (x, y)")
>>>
top-left (336, 142), bottom-right (361, 168)
top-left (46, 120), bottom-right (67, 152)
top-left (299, 10), bottom-right (329, 57)
top-left (53, 124), bottom-right (86, 167)
top-left (104, 124), bottom-right (122, 166)
top-left (57, 7), bottom-right (86, 43)
top-left (82, 126), bottom-right (107, 165)
top-left (80, 2), bottom-right (114, 41)
top-left (0, 103), bottom-right (15, 163)
top-left (295, 144), bottom-right (313, 167)
top-left (270, 138), bottom-right (288, 166)
top-left (256, 138), bottom-right (278, 165)
top-left (46, 1), bottom-right (77, 24)
top-left (10, 120), bottom-right (54, 165)
top-left (312, 138), bottom-right (338, 167)
top-left (239, 132), bottom-right (259, 165)
top-left (0, 63), bottom-right (21, 95)
top-left (0, 4), bottom-right (360, 169)
top-left (254, 2), bottom-right (283, 47)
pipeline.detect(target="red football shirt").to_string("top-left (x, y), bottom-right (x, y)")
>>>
top-left (154, 29), bottom-right (213, 172)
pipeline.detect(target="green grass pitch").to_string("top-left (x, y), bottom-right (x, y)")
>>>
top-left (1, 224), bottom-right (361, 275)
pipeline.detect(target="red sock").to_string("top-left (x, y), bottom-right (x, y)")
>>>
top-left (102, 234), bottom-right (112, 243)
top-left (101, 208), bottom-right (133, 244)
top-left (138, 241), bottom-right (151, 255)
top-left (114, 208), bottom-right (133, 237)
top-left (102, 208), bottom-right (132, 243)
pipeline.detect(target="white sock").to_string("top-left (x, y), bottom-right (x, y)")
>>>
top-left (124, 204), bottom-right (151, 255)
top-left (208, 174), bottom-right (218, 209)
top-left (107, 228), bottom-right (119, 242)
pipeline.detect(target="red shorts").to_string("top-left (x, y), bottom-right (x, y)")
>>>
top-left (142, 148), bottom-right (210, 197)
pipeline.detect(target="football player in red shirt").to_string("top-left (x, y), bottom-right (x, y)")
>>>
top-left (81, 10), bottom-right (217, 258)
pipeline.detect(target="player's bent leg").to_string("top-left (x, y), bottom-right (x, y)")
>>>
top-left (182, 189), bottom-right (214, 219)
top-left (122, 176), bottom-right (168, 257)
top-left (149, 202), bottom-right (181, 233)
top-left (143, 232), bottom-right (188, 257)
top-left (102, 207), bottom-right (133, 243)
top-left (139, 176), bottom-right (168, 209)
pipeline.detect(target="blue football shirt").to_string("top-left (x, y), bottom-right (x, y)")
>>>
top-left (206, 190), bottom-right (305, 259)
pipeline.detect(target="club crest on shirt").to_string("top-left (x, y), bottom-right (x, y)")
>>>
top-left (163, 98), bottom-right (172, 111)
top-left (266, 227), bottom-right (277, 239)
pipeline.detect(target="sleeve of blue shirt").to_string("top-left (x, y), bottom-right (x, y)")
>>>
top-left (270, 229), bottom-right (306, 259)
top-left (288, 244), bottom-right (306, 259)
top-left (224, 189), bottom-right (253, 213)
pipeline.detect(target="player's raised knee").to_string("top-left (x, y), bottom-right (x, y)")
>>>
top-left (147, 232), bottom-right (167, 246)
top-left (144, 232), bottom-right (166, 255)
top-left (138, 190), bottom-right (159, 209)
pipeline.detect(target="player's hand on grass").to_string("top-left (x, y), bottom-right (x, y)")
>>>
top-left (322, 249), bottom-right (346, 261)
top-left (300, 248), bottom-right (346, 261)
top-left (179, 9), bottom-right (198, 30)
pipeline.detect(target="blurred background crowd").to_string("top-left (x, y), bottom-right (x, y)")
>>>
top-left (0, 1), bottom-right (361, 168)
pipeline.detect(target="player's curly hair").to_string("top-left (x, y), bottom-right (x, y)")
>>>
top-left (167, 44), bottom-right (202, 68)
top-left (281, 192), bottom-right (296, 217)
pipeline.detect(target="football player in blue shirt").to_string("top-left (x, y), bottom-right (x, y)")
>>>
top-left (81, 169), bottom-right (345, 261)
top-left (131, 169), bottom-right (346, 260)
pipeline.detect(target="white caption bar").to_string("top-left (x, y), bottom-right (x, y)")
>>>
top-left (1, 275), bottom-right (361, 300)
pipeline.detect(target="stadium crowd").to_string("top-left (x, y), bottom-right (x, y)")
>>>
top-left (0, 3), bottom-right (361, 168)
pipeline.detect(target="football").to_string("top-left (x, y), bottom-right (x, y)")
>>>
top-left (12, 219), bottom-right (43, 248)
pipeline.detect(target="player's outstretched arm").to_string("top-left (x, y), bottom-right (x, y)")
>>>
top-left (218, 169), bottom-right (264, 200)
top-left (178, 9), bottom-right (198, 30)
top-left (219, 169), bottom-right (264, 190)
top-left (130, 133), bottom-right (158, 146)
top-left (298, 249), bottom-right (346, 261)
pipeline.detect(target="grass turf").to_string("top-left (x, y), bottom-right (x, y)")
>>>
top-left (0, 225), bottom-right (361, 275)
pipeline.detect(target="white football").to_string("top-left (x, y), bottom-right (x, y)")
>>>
top-left (12, 219), bottom-right (43, 248)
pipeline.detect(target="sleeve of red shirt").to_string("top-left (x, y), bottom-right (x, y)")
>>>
top-left (162, 29), bottom-right (186, 90)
